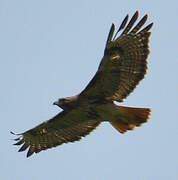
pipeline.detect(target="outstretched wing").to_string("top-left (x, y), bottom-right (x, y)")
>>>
top-left (81, 11), bottom-right (153, 102)
top-left (12, 108), bottom-right (100, 157)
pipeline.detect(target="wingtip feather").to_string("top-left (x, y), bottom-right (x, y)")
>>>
top-left (27, 147), bottom-right (35, 158)
top-left (106, 23), bottom-right (115, 45)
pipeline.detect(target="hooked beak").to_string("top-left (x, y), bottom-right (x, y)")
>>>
top-left (53, 101), bottom-right (58, 106)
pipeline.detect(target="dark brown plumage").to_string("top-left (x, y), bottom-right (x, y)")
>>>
top-left (12, 11), bottom-right (153, 157)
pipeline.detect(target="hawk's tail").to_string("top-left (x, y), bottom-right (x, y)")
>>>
top-left (110, 105), bottom-right (151, 133)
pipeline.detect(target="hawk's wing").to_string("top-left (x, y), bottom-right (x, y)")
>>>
top-left (13, 108), bottom-right (100, 157)
top-left (80, 11), bottom-right (153, 102)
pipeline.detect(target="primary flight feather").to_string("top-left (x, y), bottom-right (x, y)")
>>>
top-left (12, 11), bottom-right (153, 157)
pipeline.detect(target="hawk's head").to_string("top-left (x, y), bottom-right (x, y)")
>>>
top-left (53, 95), bottom-right (79, 110)
top-left (53, 98), bottom-right (70, 110)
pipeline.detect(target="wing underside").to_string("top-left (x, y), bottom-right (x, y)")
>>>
top-left (81, 11), bottom-right (153, 102)
top-left (13, 109), bottom-right (100, 157)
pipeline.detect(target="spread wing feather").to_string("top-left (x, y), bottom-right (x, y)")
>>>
top-left (13, 109), bottom-right (100, 157)
top-left (121, 11), bottom-right (139, 35)
top-left (81, 11), bottom-right (153, 102)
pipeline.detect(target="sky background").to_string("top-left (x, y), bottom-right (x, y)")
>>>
top-left (1, 0), bottom-right (178, 180)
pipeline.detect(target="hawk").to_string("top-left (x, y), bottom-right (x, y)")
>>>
top-left (12, 11), bottom-right (153, 157)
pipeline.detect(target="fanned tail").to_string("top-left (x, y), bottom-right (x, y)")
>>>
top-left (110, 105), bottom-right (151, 133)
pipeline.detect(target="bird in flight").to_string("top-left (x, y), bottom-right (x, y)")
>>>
top-left (12, 11), bottom-right (153, 157)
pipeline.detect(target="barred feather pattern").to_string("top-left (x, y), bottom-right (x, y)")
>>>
top-left (105, 11), bottom-right (153, 102)
top-left (13, 110), bottom-right (100, 157)
top-left (81, 11), bottom-right (153, 102)
top-left (109, 31), bottom-right (151, 102)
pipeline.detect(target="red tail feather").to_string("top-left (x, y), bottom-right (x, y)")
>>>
top-left (110, 106), bottom-right (151, 133)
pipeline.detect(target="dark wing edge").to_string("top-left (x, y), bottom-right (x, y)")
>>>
top-left (12, 111), bottom-right (100, 157)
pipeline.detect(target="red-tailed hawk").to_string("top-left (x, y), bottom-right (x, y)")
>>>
top-left (12, 11), bottom-right (153, 157)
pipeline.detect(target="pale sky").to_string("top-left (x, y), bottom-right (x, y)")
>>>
top-left (1, 0), bottom-right (178, 180)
